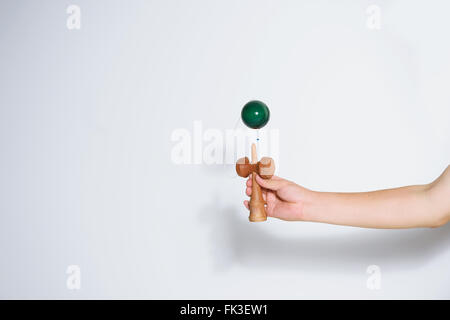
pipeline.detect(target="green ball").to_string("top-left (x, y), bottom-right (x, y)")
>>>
top-left (241, 100), bottom-right (270, 129)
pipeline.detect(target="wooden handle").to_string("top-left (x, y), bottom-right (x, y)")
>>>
top-left (249, 143), bottom-right (267, 222)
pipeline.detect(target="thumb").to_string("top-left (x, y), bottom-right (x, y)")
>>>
top-left (256, 175), bottom-right (287, 191)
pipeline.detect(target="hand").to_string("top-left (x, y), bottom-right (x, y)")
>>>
top-left (243, 166), bottom-right (450, 228)
top-left (244, 175), bottom-right (312, 221)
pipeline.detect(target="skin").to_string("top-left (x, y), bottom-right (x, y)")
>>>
top-left (244, 165), bottom-right (450, 228)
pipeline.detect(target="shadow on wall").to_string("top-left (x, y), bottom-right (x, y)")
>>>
top-left (199, 195), bottom-right (450, 273)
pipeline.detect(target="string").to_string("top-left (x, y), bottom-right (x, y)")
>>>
top-left (256, 129), bottom-right (260, 151)
top-left (226, 117), bottom-right (264, 179)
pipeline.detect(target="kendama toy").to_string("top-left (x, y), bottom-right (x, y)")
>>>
top-left (236, 100), bottom-right (275, 222)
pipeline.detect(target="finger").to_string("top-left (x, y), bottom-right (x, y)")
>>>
top-left (256, 174), bottom-right (287, 191)
top-left (265, 192), bottom-right (277, 216)
top-left (246, 187), bottom-right (267, 199)
top-left (261, 189), bottom-right (267, 202)
top-left (249, 175), bottom-right (280, 185)
top-left (243, 200), bottom-right (249, 210)
top-left (247, 184), bottom-right (269, 200)
top-left (270, 175), bottom-right (283, 181)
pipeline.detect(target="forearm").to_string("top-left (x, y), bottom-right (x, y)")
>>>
top-left (301, 166), bottom-right (450, 229)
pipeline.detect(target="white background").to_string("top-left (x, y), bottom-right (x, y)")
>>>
top-left (0, 0), bottom-right (449, 299)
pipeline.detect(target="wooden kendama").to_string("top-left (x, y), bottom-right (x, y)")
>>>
top-left (236, 100), bottom-right (275, 222)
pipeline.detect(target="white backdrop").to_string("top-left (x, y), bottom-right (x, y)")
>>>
top-left (0, 0), bottom-right (449, 299)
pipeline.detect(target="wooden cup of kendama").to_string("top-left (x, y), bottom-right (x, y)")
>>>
top-left (236, 143), bottom-right (275, 222)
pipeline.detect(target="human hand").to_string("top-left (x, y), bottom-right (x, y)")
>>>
top-left (243, 166), bottom-right (450, 228)
top-left (244, 175), bottom-right (312, 221)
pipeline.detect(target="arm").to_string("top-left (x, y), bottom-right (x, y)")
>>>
top-left (244, 166), bottom-right (450, 228)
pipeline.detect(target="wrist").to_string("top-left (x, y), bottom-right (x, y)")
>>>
top-left (297, 189), bottom-right (321, 222)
